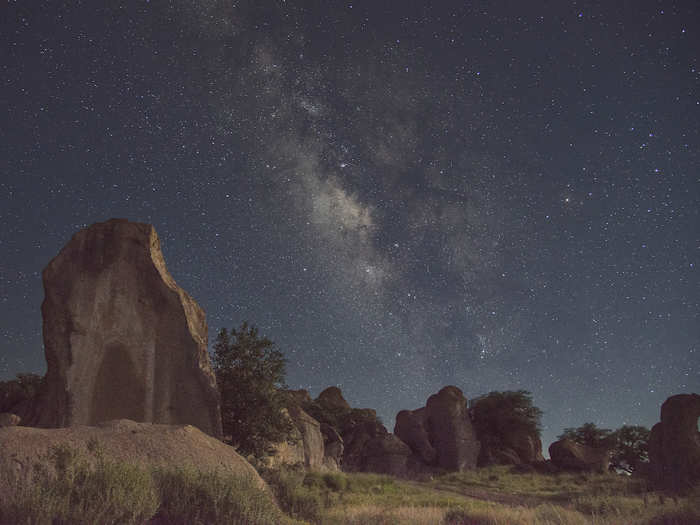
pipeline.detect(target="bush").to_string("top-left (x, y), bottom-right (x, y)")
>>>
top-left (0, 444), bottom-right (295, 525)
top-left (262, 466), bottom-right (324, 523)
top-left (0, 444), bottom-right (158, 525)
top-left (153, 467), bottom-right (286, 525)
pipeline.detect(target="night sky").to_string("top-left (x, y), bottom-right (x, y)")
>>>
top-left (2, 2), bottom-right (698, 451)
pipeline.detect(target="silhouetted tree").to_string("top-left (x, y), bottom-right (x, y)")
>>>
top-left (212, 322), bottom-right (294, 458)
top-left (558, 422), bottom-right (614, 448)
top-left (610, 425), bottom-right (650, 473)
top-left (470, 390), bottom-right (543, 444)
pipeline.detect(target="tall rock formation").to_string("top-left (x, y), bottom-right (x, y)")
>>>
top-left (395, 386), bottom-right (480, 472)
top-left (648, 393), bottom-right (700, 491)
top-left (35, 219), bottom-right (222, 438)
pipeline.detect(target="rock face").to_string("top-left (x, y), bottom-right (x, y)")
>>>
top-left (35, 219), bottom-right (222, 438)
top-left (549, 439), bottom-right (610, 472)
top-left (648, 393), bottom-right (700, 491)
top-left (0, 420), bottom-right (264, 495)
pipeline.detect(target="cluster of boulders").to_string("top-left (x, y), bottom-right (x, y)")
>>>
top-left (1, 219), bottom-right (697, 493)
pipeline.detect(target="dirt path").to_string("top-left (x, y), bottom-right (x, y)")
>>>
top-left (405, 480), bottom-right (546, 508)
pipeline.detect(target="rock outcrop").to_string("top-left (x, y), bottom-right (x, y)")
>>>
top-left (343, 419), bottom-right (411, 476)
top-left (396, 386), bottom-right (480, 472)
top-left (648, 393), bottom-right (700, 491)
top-left (549, 439), bottom-right (610, 472)
top-left (316, 386), bottom-right (351, 412)
top-left (34, 219), bottom-right (222, 438)
top-left (0, 420), bottom-right (264, 495)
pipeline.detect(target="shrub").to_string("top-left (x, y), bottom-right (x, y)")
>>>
top-left (153, 467), bottom-right (286, 525)
top-left (0, 444), bottom-right (158, 525)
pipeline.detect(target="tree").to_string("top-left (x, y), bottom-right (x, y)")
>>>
top-left (212, 322), bottom-right (294, 458)
top-left (470, 390), bottom-right (543, 443)
top-left (610, 425), bottom-right (650, 473)
top-left (558, 422), bottom-right (614, 448)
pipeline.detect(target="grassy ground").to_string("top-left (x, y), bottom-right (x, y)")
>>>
top-left (262, 465), bottom-right (700, 525)
top-left (1, 446), bottom-right (698, 524)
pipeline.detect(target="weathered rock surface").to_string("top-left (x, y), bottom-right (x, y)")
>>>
top-left (0, 413), bottom-right (20, 427)
top-left (648, 393), bottom-right (700, 491)
top-left (35, 219), bottom-right (222, 438)
top-left (0, 420), bottom-right (264, 494)
top-left (549, 439), bottom-right (610, 472)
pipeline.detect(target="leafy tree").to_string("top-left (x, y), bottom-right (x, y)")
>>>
top-left (470, 390), bottom-right (543, 444)
top-left (558, 422), bottom-right (614, 448)
top-left (610, 425), bottom-right (650, 473)
top-left (212, 322), bottom-right (294, 458)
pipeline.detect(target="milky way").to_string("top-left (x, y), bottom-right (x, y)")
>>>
top-left (1, 2), bottom-right (698, 449)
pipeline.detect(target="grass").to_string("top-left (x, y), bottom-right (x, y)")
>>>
top-left (264, 465), bottom-right (700, 525)
top-left (0, 443), bottom-right (301, 525)
top-left (2, 447), bottom-right (698, 524)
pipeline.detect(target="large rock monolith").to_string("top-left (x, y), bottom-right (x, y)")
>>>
top-left (395, 386), bottom-right (480, 472)
top-left (35, 219), bottom-right (222, 438)
top-left (648, 393), bottom-right (700, 491)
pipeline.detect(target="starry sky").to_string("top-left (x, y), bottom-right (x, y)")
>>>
top-left (1, 1), bottom-right (698, 451)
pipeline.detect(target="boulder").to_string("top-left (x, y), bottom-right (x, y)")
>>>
top-left (0, 420), bottom-right (264, 495)
top-left (342, 420), bottom-right (410, 476)
top-left (424, 386), bottom-right (480, 471)
top-left (648, 393), bottom-right (700, 491)
top-left (316, 386), bottom-right (351, 411)
top-left (549, 439), bottom-right (610, 472)
top-left (0, 413), bottom-right (20, 427)
top-left (342, 420), bottom-right (386, 471)
top-left (268, 400), bottom-right (326, 470)
top-left (34, 219), bottom-right (222, 438)
top-left (363, 434), bottom-right (412, 477)
top-left (394, 408), bottom-right (436, 464)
